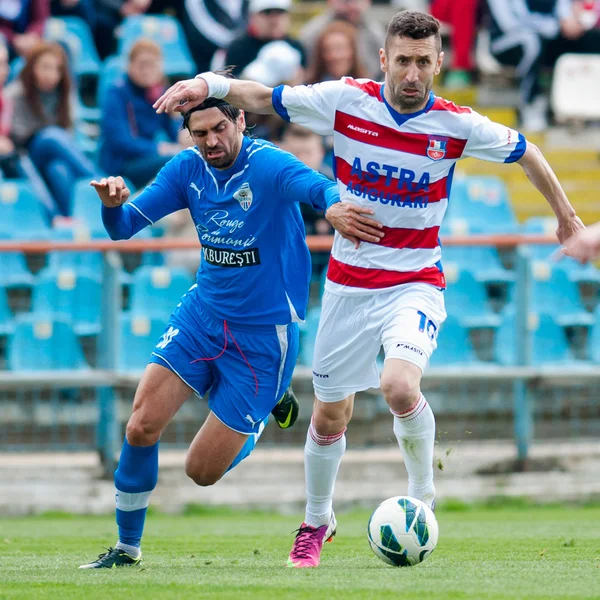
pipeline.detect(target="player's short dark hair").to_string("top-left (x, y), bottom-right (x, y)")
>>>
top-left (385, 10), bottom-right (442, 54)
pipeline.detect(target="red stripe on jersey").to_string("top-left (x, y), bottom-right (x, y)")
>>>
top-left (327, 256), bottom-right (446, 289)
top-left (334, 111), bottom-right (467, 158)
top-left (431, 97), bottom-right (472, 114)
top-left (378, 225), bottom-right (440, 250)
top-left (344, 78), bottom-right (383, 101)
top-left (335, 157), bottom-right (448, 204)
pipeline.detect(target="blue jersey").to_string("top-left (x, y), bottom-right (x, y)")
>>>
top-left (102, 136), bottom-right (338, 325)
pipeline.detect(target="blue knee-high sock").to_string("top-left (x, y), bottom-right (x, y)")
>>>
top-left (114, 439), bottom-right (159, 549)
top-left (226, 416), bottom-right (268, 473)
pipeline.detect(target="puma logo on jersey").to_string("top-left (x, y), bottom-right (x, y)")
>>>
top-left (190, 182), bottom-right (204, 199)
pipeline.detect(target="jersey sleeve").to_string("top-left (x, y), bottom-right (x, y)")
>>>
top-left (271, 79), bottom-right (346, 136)
top-left (462, 111), bottom-right (527, 164)
top-left (102, 155), bottom-right (189, 240)
top-left (271, 147), bottom-right (338, 211)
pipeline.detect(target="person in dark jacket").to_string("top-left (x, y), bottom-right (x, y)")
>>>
top-left (99, 39), bottom-right (183, 189)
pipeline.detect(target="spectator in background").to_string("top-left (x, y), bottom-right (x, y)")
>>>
top-left (50, 0), bottom-right (95, 24)
top-left (6, 41), bottom-right (94, 215)
top-left (430, 0), bottom-right (479, 89)
top-left (99, 39), bottom-right (183, 189)
top-left (94, 0), bottom-right (152, 60)
top-left (305, 20), bottom-right (369, 83)
top-left (223, 0), bottom-right (306, 79)
top-left (0, 0), bottom-right (49, 59)
top-left (486, 0), bottom-right (600, 132)
top-left (300, 0), bottom-right (385, 80)
top-left (0, 40), bottom-right (23, 179)
top-left (181, 0), bottom-right (248, 73)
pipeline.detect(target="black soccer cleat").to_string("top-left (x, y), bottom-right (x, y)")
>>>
top-left (271, 386), bottom-right (299, 429)
top-left (79, 547), bottom-right (141, 569)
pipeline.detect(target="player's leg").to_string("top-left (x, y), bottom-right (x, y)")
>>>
top-left (81, 289), bottom-right (215, 569)
top-left (186, 319), bottom-right (300, 483)
top-left (184, 411), bottom-right (264, 486)
top-left (289, 292), bottom-right (381, 568)
top-left (380, 285), bottom-right (447, 510)
top-left (80, 363), bottom-right (197, 569)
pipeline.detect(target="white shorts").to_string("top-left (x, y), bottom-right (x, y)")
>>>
top-left (312, 284), bottom-right (447, 403)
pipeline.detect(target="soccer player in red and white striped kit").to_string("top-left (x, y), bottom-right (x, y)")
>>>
top-left (155, 10), bottom-right (585, 568)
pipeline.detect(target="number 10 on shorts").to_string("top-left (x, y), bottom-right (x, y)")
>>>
top-left (417, 310), bottom-right (438, 341)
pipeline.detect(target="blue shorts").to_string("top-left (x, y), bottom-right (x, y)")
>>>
top-left (149, 285), bottom-right (299, 435)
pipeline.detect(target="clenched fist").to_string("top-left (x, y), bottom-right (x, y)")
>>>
top-left (90, 176), bottom-right (130, 208)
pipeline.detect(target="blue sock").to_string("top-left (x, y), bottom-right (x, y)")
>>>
top-left (226, 416), bottom-right (268, 473)
top-left (114, 438), bottom-right (159, 549)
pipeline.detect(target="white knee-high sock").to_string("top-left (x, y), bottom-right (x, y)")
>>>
top-left (304, 418), bottom-right (346, 527)
top-left (392, 393), bottom-right (436, 508)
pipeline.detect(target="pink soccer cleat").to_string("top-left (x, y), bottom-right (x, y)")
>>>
top-left (287, 513), bottom-right (337, 568)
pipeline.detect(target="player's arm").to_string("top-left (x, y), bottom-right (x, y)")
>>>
top-left (154, 75), bottom-right (275, 116)
top-left (562, 221), bottom-right (600, 263)
top-left (462, 112), bottom-right (584, 243)
top-left (93, 159), bottom-right (188, 241)
top-left (154, 73), bottom-right (343, 136)
top-left (275, 151), bottom-right (383, 246)
top-left (517, 142), bottom-right (584, 243)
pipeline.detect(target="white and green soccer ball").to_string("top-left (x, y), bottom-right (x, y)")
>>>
top-left (367, 496), bottom-right (439, 567)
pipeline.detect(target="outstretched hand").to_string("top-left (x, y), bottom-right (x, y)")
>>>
top-left (561, 221), bottom-right (600, 264)
top-left (326, 202), bottom-right (384, 249)
top-left (153, 78), bottom-right (209, 114)
top-left (90, 176), bottom-right (130, 208)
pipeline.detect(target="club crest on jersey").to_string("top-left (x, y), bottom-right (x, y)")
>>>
top-left (234, 182), bottom-right (253, 211)
top-left (427, 138), bottom-right (447, 161)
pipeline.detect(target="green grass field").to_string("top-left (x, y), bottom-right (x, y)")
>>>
top-left (1, 504), bottom-right (598, 600)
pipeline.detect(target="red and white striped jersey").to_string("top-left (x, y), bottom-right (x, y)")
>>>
top-left (272, 78), bottom-right (527, 295)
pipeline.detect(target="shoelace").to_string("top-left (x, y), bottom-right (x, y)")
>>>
top-left (95, 547), bottom-right (116, 561)
top-left (290, 526), bottom-right (321, 559)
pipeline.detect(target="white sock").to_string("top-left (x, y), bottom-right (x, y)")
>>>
top-left (115, 541), bottom-right (142, 559)
top-left (392, 393), bottom-right (436, 508)
top-left (304, 418), bottom-right (346, 528)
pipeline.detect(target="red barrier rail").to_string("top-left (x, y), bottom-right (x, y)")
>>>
top-left (0, 234), bottom-right (559, 253)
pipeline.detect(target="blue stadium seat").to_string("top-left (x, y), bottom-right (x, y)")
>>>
top-left (522, 216), bottom-right (557, 234)
top-left (429, 315), bottom-right (479, 366)
top-left (0, 181), bottom-right (51, 238)
top-left (521, 219), bottom-right (600, 283)
top-left (44, 17), bottom-right (101, 78)
top-left (443, 271), bottom-right (502, 328)
top-left (0, 287), bottom-right (15, 336)
top-left (0, 233), bottom-right (34, 288)
top-left (441, 245), bottom-right (514, 284)
top-left (298, 307), bottom-right (321, 366)
top-left (7, 316), bottom-right (88, 370)
top-left (97, 56), bottom-right (125, 107)
top-left (530, 263), bottom-right (594, 327)
top-left (116, 15), bottom-right (195, 76)
top-left (129, 266), bottom-right (195, 319)
top-left (495, 311), bottom-right (575, 365)
top-left (46, 228), bottom-right (105, 279)
top-left (71, 179), bottom-right (108, 236)
top-left (71, 177), bottom-right (141, 236)
top-left (446, 176), bottom-right (519, 234)
top-left (31, 270), bottom-right (103, 336)
top-left (120, 314), bottom-right (165, 371)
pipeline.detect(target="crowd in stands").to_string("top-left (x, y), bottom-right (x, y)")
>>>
top-left (0, 0), bottom-right (598, 230)
top-left (0, 1), bottom-right (599, 372)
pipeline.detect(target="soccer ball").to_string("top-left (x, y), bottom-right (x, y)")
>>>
top-left (367, 496), bottom-right (439, 567)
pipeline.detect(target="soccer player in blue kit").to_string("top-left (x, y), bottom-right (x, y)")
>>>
top-left (79, 96), bottom-right (382, 568)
